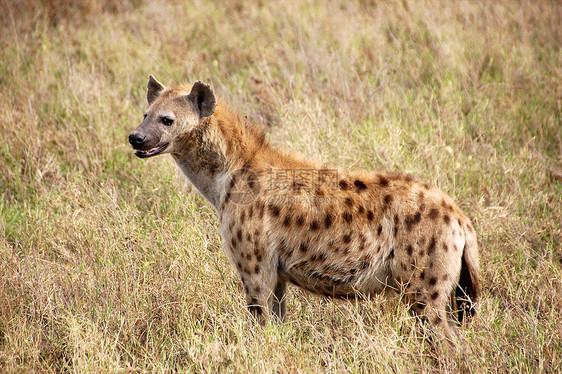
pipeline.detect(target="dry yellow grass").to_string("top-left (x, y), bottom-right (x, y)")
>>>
top-left (0, 0), bottom-right (560, 372)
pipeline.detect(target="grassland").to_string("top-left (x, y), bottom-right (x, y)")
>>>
top-left (0, 0), bottom-right (561, 372)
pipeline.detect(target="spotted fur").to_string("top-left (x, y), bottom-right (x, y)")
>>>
top-left (129, 77), bottom-right (481, 350)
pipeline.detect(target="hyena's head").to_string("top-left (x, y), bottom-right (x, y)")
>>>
top-left (128, 75), bottom-right (216, 158)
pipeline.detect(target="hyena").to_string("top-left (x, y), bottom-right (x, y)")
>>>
top-left (128, 76), bottom-right (480, 349)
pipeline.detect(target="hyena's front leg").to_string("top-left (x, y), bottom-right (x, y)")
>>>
top-left (234, 252), bottom-right (283, 324)
top-left (272, 280), bottom-right (287, 321)
top-left (224, 203), bottom-right (286, 322)
top-left (241, 272), bottom-right (284, 324)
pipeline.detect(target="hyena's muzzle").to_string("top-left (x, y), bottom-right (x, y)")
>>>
top-left (128, 128), bottom-right (168, 159)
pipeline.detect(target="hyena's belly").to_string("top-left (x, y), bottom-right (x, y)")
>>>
top-left (278, 260), bottom-right (359, 297)
top-left (278, 242), bottom-right (393, 297)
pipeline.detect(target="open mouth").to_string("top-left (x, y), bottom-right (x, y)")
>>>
top-left (134, 143), bottom-right (169, 158)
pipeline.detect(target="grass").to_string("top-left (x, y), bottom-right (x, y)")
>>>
top-left (0, 0), bottom-right (561, 372)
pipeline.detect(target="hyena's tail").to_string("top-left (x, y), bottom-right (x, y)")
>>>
top-left (455, 223), bottom-right (481, 323)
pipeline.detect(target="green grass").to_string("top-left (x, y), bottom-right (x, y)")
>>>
top-left (1, 0), bottom-right (561, 372)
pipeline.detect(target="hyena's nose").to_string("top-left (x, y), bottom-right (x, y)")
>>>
top-left (128, 132), bottom-right (146, 147)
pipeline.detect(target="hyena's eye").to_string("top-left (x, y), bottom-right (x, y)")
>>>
top-left (143, 113), bottom-right (147, 119)
top-left (162, 117), bottom-right (174, 126)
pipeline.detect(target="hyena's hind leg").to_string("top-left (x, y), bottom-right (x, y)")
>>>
top-left (406, 270), bottom-right (464, 353)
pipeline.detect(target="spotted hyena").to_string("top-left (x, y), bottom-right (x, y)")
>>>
top-left (129, 76), bottom-right (480, 349)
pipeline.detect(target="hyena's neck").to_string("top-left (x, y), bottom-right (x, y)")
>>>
top-left (171, 120), bottom-right (226, 209)
top-left (172, 103), bottom-right (303, 210)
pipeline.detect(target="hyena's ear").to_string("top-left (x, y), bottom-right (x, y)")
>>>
top-left (147, 75), bottom-right (165, 105)
top-left (188, 81), bottom-right (216, 118)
